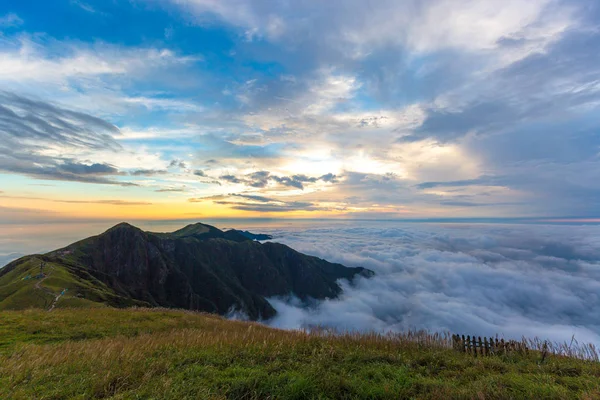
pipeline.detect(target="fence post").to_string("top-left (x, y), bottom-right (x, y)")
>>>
top-left (453, 334), bottom-right (529, 357)
top-left (540, 341), bottom-right (548, 364)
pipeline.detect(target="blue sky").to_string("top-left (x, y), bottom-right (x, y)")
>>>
top-left (1, 0), bottom-right (599, 221)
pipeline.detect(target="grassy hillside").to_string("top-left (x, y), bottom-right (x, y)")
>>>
top-left (0, 255), bottom-right (147, 311)
top-left (1, 308), bottom-right (599, 399)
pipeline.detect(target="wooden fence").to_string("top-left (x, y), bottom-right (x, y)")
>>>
top-left (452, 334), bottom-right (528, 356)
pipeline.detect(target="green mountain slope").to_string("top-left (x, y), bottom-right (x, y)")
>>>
top-left (0, 255), bottom-right (149, 312)
top-left (0, 222), bottom-right (373, 318)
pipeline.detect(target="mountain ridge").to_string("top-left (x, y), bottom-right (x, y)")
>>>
top-left (0, 222), bottom-right (373, 319)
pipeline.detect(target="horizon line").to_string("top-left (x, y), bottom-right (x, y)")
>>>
top-left (4, 216), bottom-right (600, 226)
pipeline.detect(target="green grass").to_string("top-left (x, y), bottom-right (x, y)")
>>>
top-left (1, 308), bottom-right (599, 399)
top-left (0, 256), bottom-right (147, 312)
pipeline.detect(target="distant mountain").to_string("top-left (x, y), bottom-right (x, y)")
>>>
top-left (228, 230), bottom-right (273, 241)
top-left (0, 222), bottom-right (373, 318)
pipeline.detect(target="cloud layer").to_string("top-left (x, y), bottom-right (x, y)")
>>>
top-left (0, 91), bottom-right (131, 185)
top-left (258, 222), bottom-right (600, 345)
top-left (1, 1), bottom-right (600, 218)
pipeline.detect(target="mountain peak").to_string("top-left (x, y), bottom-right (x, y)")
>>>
top-left (171, 222), bottom-right (216, 237)
top-left (106, 222), bottom-right (142, 233)
top-left (0, 223), bottom-right (373, 319)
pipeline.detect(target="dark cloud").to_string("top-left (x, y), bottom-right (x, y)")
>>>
top-left (414, 102), bottom-right (516, 142)
top-left (189, 192), bottom-right (326, 212)
top-left (130, 169), bottom-right (168, 176)
top-left (168, 159), bottom-right (187, 169)
top-left (0, 91), bottom-right (135, 186)
top-left (155, 187), bottom-right (187, 193)
top-left (60, 162), bottom-right (120, 175)
top-left (230, 193), bottom-right (275, 203)
top-left (438, 200), bottom-right (516, 208)
top-left (0, 91), bottom-right (120, 150)
top-left (273, 173), bottom-right (339, 189)
top-left (193, 169), bottom-right (206, 177)
top-left (219, 174), bottom-right (243, 184)
top-left (319, 173), bottom-right (339, 183)
top-left (403, 23), bottom-right (600, 216)
top-left (417, 176), bottom-right (504, 190)
top-left (0, 155), bottom-right (136, 186)
top-left (0, 194), bottom-right (151, 206)
top-left (415, 27), bottom-right (600, 144)
top-left (270, 175), bottom-right (306, 189)
top-left (218, 170), bottom-right (338, 190)
top-left (215, 200), bottom-right (317, 212)
top-left (246, 170), bottom-right (270, 188)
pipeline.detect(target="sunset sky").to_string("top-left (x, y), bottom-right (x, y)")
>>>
top-left (1, 0), bottom-right (600, 222)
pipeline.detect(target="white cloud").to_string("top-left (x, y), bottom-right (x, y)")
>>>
top-left (0, 37), bottom-right (194, 84)
top-left (1, 0), bottom-right (596, 218)
top-left (71, 0), bottom-right (99, 14)
top-left (121, 96), bottom-right (204, 112)
top-left (0, 13), bottom-right (23, 28)
top-left (115, 126), bottom-right (202, 140)
top-left (166, 0), bottom-right (576, 57)
top-left (0, 35), bottom-right (204, 119)
top-left (303, 72), bottom-right (360, 115)
top-left (364, 0), bottom-right (569, 53)
top-left (259, 222), bottom-right (600, 346)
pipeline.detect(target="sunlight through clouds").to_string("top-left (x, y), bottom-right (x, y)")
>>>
top-left (0, 0), bottom-right (599, 218)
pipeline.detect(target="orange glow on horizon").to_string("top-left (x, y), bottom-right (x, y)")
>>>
top-left (0, 195), bottom-right (369, 220)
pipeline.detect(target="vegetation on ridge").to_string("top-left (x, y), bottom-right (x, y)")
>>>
top-left (1, 308), bottom-right (599, 399)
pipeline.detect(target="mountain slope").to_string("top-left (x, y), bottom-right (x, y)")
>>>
top-left (228, 230), bottom-right (273, 241)
top-left (3, 308), bottom-right (598, 400)
top-left (0, 222), bottom-right (373, 318)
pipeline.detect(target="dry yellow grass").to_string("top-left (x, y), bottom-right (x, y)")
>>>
top-left (1, 308), bottom-right (599, 399)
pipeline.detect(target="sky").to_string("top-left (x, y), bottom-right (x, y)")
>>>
top-left (1, 0), bottom-right (600, 221)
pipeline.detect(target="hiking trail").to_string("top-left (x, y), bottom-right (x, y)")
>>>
top-left (32, 262), bottom-right (67, 311)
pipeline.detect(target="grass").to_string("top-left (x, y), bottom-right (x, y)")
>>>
top-left (1, 308), bottom-right (599, 399)
top-left (0, 256), bottom-right (147, 312)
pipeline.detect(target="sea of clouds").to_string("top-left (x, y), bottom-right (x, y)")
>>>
top-left (4, 220), bottom-right (600, 345)
top-left (255, 222), bottom-right (600, 345)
